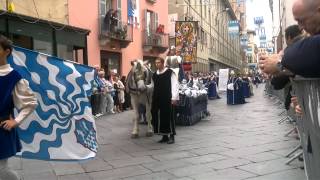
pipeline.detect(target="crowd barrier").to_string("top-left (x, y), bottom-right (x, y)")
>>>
top-left (265, 77), bottom-right (320, 180)
top-left (291, 77), bottom-right (320, 180)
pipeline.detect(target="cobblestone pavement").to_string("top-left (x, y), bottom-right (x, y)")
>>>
top-left (10, 85), bottom-right (306, 180)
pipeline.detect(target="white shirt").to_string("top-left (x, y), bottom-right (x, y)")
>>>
top-left (153, 67), bottom-right (179, 101)
top-left (0, 64), bottom-right (38, 124)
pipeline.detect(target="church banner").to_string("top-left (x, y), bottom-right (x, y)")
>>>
top-left (175, 21), bottom-right (198, 63)
top-left (218, 69), bottom-right (229, 91)
top-left (8, 46), bottom-right (98, 161)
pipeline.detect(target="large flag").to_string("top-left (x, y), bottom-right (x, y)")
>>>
top-left (175, 21), bottom-right (198, 63)
top-left (8, 46), bottom-right (98, 161)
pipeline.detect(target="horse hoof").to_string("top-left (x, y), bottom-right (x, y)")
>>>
top-left (146, 132), bottom-right (153, 137)
top-left (131, 134), bottom-right (139, 139)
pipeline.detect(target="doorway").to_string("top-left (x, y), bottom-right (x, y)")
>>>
top-left (100, 50), bottom-right (121, 76)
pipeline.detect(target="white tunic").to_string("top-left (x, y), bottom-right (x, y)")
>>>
top-left (0, 64), bottom-right (38, 124)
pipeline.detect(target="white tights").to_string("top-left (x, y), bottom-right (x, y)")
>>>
top-left (0, 159), bottom-right (19, 180)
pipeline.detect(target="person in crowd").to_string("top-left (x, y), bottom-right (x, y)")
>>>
top-left (207, 75), bottom-right (219, 100)
top-left (104, 9), bottom-right (114, 33)
top-left (93, 67), bottom-right (105, 117)
top-left (98, 69), bottom-right (108, 116)
top-left (112, 76), bottom-right (120, 113)
top-left (121, 76), bottom-right (131, 110)
top-left (110, 10), bottom-right (119, 33)
top-left (114, 75), bottom-right (125, 112)
top-left (105, 75), bottom-right (115, 114)
top-left (259, 0), bottom-right (320, 115)
top-left (0, 35), bottom-right (38, 180)
top-left (227, 71), bottom-right (245, 105)
top-left (91, 65), bottom-right (101, 116)
top-left (259, 0), bottom-right (320, 78)
top-left (271, 25), bottom-right (303, 111)
top-left (150, 57), bottom-right (179, 144)
top-left (242, 74), bottom-right (251, 98)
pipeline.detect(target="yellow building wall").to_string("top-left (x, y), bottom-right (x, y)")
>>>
top-left (1, 0), bottom-right (68, 24)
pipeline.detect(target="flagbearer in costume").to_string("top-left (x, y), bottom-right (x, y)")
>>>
top-left (0, 35), bottom-right (37, 180)
top-left (150, 57), bottom-right (179, 144)
top-left (227, 70), bottom-right (245, 105)
top-left (165, 46), bottom-right (185, 83)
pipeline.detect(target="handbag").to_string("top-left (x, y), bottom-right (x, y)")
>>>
top-left (227, 83), bottom-right (234, 90)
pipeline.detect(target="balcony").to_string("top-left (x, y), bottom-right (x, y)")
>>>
top-left (99, 19), bottom-right (133, 48)
top-left (146, 0), bottom-right (157, 3)
top-left (143, 29), bottom-right (169, 53)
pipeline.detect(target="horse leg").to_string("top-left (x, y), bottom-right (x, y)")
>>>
top-left (131, 95), bottom-right (139, 138)
top-left (145, 100), bottom-right (153, 137)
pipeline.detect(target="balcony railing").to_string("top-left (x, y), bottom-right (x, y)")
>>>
top-left (100, 18), bottom-right (133, 42)
top-left (146, 0), bottom-right (157, 3)
top-left (143, 29), bottom-right (169, 51)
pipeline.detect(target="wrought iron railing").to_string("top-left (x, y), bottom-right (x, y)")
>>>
top-left (100, 17), bottom-right (133, 42)
top-left (143, 29), bottom-right (169, 48)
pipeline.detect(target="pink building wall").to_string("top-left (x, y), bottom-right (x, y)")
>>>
top-left (68, 0), bottom-right (168, 76)
top-left (68, 0), bottom-right (100, 67)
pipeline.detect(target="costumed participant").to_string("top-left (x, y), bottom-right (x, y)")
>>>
top-left (165, 46), bottom-right (185, 82)
top-left (0, 35), bottom-right (38, 180)
top-left (242, 74), bottom-right (251, 98)
top-left (151, 57), bottom-right (179, 144)
top-left (207, 75), bottom-right (218, 100)
top-left (227, 70), bottom-right (245, 105)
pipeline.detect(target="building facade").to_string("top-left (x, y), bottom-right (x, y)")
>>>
top-left (68, 0), bottom-right (169, 76)
top-left (169, 0), bottom-right (244, 73)
top-left (0, 0), bottom-right (89, 64)
top-left (270, 0), bottom-right (296, 52)
top-left (1, 0), bottom-right (169, 76)
top-left (245, 30), bottom-right (258, 72)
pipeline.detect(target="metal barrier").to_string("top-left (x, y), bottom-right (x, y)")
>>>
top-left (265, 80), bottom-right (305, 174)
top-left (291, 77), bottom-right (320, 180)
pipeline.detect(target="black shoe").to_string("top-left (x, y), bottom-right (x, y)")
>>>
top-left (158, 135), bottom-right (169, 143)
top-left (167, 135), bottom-right (175, 144)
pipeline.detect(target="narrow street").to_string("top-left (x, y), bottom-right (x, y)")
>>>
top-left (11, 85), bottom-right (306, 180)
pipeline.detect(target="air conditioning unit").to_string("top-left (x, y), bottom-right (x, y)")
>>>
top-left (146, 0), bottom-right (156, 3)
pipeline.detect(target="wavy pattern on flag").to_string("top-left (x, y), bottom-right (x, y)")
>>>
top-left (8, 47), bottom-right (97, 160)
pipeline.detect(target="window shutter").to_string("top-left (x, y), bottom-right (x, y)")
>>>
top-left (99, 0), bottom-right (106, 16)
top-left (155, 12), bottom-right (159, 31)
top-left (99, 0), bottom-right (106, 34)
top-left (144, 9), bottom-right (148, 30)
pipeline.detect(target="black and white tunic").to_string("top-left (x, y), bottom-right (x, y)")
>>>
top-left (151, 68), bottom-right (179, 135)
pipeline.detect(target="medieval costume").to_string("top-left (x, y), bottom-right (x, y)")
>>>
top-left (151, 68), bottom-right (179, 144)
top-left (242, 77), bottom-right (251, 98)
top-left (227, 76), bottom-right (245, 105)
top-left (207, 77), bottom-right (218, 100)
top-left (0, 64), bottom-right (37, 180)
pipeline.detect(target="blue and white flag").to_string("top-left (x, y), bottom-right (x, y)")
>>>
top-left (8, 46), bottom-right (98, 161)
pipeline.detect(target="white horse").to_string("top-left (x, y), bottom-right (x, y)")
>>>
top-left (126, 60), bottom-right (153, 138)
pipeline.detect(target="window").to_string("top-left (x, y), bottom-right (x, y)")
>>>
top-left (144, 10), bottom-right (158, 33)
top-left (117, 0), bottom-right (122, 21)
top-left (57, 44), bottom-right (73, 61)
top-left (34, 39), bottom-right (53, 55)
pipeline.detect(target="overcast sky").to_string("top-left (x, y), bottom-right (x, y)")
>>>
top-left (246, 0), bottom-right (273, 44)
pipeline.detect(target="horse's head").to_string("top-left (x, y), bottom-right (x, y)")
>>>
top-left (132, 59), bottom-right (148, 92)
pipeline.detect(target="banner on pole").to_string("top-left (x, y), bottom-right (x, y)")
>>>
top-left (218, 69), bottom-right (229, 91)
top-left (228, 20), bottom-right (240, 38)
top-left (175, 21), bottom-right (198, 63)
